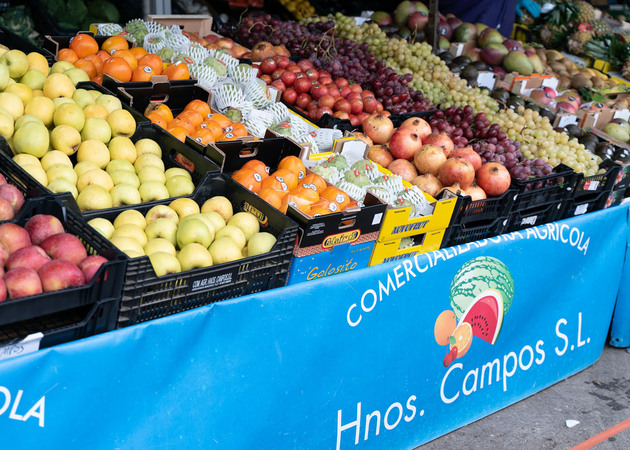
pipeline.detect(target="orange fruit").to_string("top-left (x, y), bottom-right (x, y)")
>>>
top-left (241, 159), bottom-right (269, 180)
top-left (101, 35), bottom-right (129, 55)
top-left (270, 168), bottom-right (298, 190)
top-left (74, 58), bottom-right (97, 79)
top-left (450, 322), bottom-right (472, 358)
top-left (260, 175), bottom-right (289, 192)
top-left (102, 57), bottom-right (132, 82)
top-left (112, 49), bottom-right (137, 71)
top-left (138, 54), bottom-right (163, 75)
top-left (308, 205), bottom-right (334, 217)
top-left (130, 46), bottom-right (148, 61)
top-left (163, 61), bottom-right (190, 80)
top-left (96, 50), bottom-right (110, 63)
top-left (258, 187), bottom-right (286, 211)
top-left (198, 120), bottom-right (224, 142)
top-left (167, 118), bottom-right (195, 135)
top-left (69, 34), bottom-right (99, 58)
top-left (146, 112), bottom-right (168, 128)
top-left (289, 184), bottom-right (319, 204)
top-left (282, 191), bottom-right (313, 215)
top-left (131, 64), bottom-right (155, 82)
top-left (206, 112), bottom-right (232, 128)
top-left (177, 110), bottom-right (204, 129)
top-left (84, 53), bottom-right (104, 75)
top-left (232, 169), bottom-right (262, 193)
top-left (309, 197), bottom-right (341, 214)
top-left (299, 173), bottom-right (327, 193)
top-left (434, 310), bottom-right (458, 346)
top-left (190, 128), bottom-right (217, 145)
top-left (320, 186), bottom-right (350, 210)
top-left (184, 99), bottom-right (212, 118)
top-left (278, 155), bottom-right (306, 180)
top-left (167, 126), bottom-right (188, 142)
top-left (92, 74), bottom-right (103, 86)
top-left (145, 103), bottom-right (173, 122)
top-left (58, 48), bottom-right (78, 63)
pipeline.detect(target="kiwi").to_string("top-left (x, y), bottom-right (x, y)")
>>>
top-left (591, 76), bottom-right (606, 88)
top-left (550, 61), bottom-right (567, 73)
top-left (571, 74), bottom-right (593, 89)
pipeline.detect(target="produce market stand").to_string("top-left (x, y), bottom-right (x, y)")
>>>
top-left (0, 204), bottom-right (627, 448)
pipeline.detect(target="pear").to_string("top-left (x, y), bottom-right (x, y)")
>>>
top-left (13, 121), bottom-right (49, 158)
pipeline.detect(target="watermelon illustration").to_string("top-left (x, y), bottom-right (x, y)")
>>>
top-left (460, 290), bottom-right (504, 345)
top-left (449, 256), bottom-right (514, 322)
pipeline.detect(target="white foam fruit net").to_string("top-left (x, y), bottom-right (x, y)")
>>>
top-left (288, 115), bottom-right (309, 139)
top-left (299, 132), bottom-right (320, 154)
top-left (229, 64), bottom-right (258, 84)
top-left (265, 102), bottom-right (290, 125)
top-left (142, 32), bottom-right (167, 54)
top-left (242, 79), bottom-right (272, 109)
top-left (190, 64), bottom-right (219, 88)
top-left (188, 43), bottom-right (209, 63)
top-left (213, 83), bottom-right (245, 112)
top-left (144, 20), bottom-right (166, 34)
top-left (164, 27), bottom-right (191, 54)
top-left (211, 50), bottom-right (239, 71)
top-left (96, 23), bottom-right (124, 36)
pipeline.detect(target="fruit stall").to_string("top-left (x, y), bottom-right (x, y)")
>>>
top-left (0, 0), bottom-right (630, 447)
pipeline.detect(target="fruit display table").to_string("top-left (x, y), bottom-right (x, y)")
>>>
top-left (609, 206), bottom-right (630, 348)
top-left (0, 204), bottom-right (627, 448)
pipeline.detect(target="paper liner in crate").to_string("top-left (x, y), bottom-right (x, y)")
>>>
top-left (308, 128), bottom-right (343, 153)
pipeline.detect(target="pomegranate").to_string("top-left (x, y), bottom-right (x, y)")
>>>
top-left (475, 162), bottom-right (511, 196)
top-left (250, 41), bottom-right (275, 62)
top-left (439, 182), bottom-right (465, 197)
top-left (413, 144), bottom-right (447, 176)
top-left (353, 132), bottom-right (373, 147)
top-left (423, 132), bottom-right (455, 157)
top-left (450, 146), bottom-right (482, 172)
top-left (464, 183), bottom-right (487, 201)
top-left (367, 144), bottom-right (394, 168)
top-left (389, 127), bottom-right (423, 160)
top-left (362, 114), bottom-right (394, 144)
top-left (412, 173), bottom-right (443, 198)
top-left (400, 117), bottom-right (432, 140)
top-left (438, 156), bottom-right (475, 189)
top-left (388, 159), bottom-right (418, 183)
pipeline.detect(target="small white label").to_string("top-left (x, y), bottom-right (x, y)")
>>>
top-left (0, 333), bottom-right (43, 361)
top-left (613, 109), bottom-right (630, 121)
top-left (372, 213), bottom-right (383, 226)
top-left (354, 17), bottom-right (370, 25)
top-left (521, 215), bottom-right (537, 226)
top-left (477, 72), bottom-right (496, 90)
top-left (557, 114), bottom-right (579, 128)
top-left (542, 76), bottom-right (559, 90)
top-left (583, 180), bottom-right (599, 191)
top-left (575, 204), bottom-right (589, 215)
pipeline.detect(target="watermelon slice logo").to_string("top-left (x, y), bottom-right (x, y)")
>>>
top-left (434, 256), bottom-right (514, 367)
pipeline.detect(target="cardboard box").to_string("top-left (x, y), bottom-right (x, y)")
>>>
top-left (146, 15), bottom-right (214, 37)
top-left (369, 228), bottom-right (446, 266)
top-left (496, 72), bottom-right (557, 95)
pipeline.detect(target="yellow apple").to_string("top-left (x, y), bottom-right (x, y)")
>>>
top-left (27, 52), bottom-right (49, 76)
top-left (40, 150), bottom-right (72, 171)
top-left (111, 223), bottom-right (147, 247)
top-left (50, 124), bottom-right (82, 156)
top-left (24, 96), bottom-right (55, 127)
top-left (110, 183), bottom-right (142, 207)
top-left (77, 168), bottom-right (114, 192)
top-left (108, 136), bottom-right (137, 163)
top-left (0, 91), bottom-right (24, 120)
top-left (43, 72), bottom-right (75, 98)
top-left (4, 82), bottom-right (33, 107)
top-left (81, 117), bottom-right (111, 144)
top-left (83, 103), bottom-right (109, 120)
top-left (53, 102), bottom-right (85, 131)
top-left (19, 69), bottom-right (46, 91)
top-left (135, 138), bottom-right (162, 157)
top-left (87, 217), bottom-right (115, 239)
top-left (47, 178), bottom-right (78, 198)
top-left (107, 109), bottom-right (136, 138)
top-left (169, 197), bottom-right (200, 220)
top-left (0, 107), bottom-right (13, 139)
top-left (76, 184), bottom-right (112, 211)
top-left (114, 209), bottom-right (147, 230)
top-left (77, 139), bottom-right (110, 169)
top-left (13, 121), bottom-right (49, 158)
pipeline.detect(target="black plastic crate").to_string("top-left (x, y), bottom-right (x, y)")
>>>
top-left (0, 196), bottom-right (127, 348)
top-left (0, 25), bottom-right (55, 64)
top-left (103, 74), bottom-right (198, 107)
top-left (601, 159), bottom-right (630, 191)
top-left (564, 189), bottom-right (615, 218)
top-left (75, 80), bottom-right (149, 125)
top-left (441, 216), bottom-right (508, 249)
top-left (505, 201), bottom-right (567, 233)
top-left (0, 137), bottom-right (47, 201)
top-left (82, 173), bottom-right (299, 328)
top-left (449, 187), bottom-right (518, 227)
top-left (574, 163), bottom-right (620, 199)
top-left (511, 164), bottom-right (579, 213)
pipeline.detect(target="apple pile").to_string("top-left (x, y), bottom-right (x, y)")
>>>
top-left (256, 57), bottom-right (386, 126)
top-left (0, 214), bottom-right (108, 302)
top-left (359, 114), bottom-right (511, 199)
top-left (0, 174), bottom-right (26, 220)
top-left (87, 196), bottom-right (276, 276)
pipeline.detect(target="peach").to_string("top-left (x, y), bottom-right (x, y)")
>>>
top-left (40, 232), bottom-right (87, 264)
top-left (38, 259), bottom-right (86, 292)
top-left (79, 255), bottom-right (108, 282)
top-left (6, 245), bottom-right (51, 271)
top-left (24, 214), bottom-right (65, 245)
top-left (4, 267), bottom-right (43, 299)
top-left (0, 223), bottom-right (31, 254)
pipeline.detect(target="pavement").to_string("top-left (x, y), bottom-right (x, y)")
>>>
top-left (420, 343), bottom-right (630, 449)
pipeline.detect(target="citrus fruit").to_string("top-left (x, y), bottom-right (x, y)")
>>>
top-left (434, 310), bottom-right (457, 346)
top-left (450, 322), bottom-right (473, 358)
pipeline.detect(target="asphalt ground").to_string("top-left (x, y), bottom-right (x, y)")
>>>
top-left (419, 344), bottom-right (630, 449)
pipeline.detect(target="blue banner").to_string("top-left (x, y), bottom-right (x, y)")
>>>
top-left (0, 205), bottom-right (627, 449)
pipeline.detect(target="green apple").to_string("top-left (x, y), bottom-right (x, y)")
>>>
top-left (209, 236), bottom-right (242, 264)
top-left (0, 107), bottom-right (14, 139)
top-left (107, 109), bottom-right (136, 138)
top-left (165, 167), bottom-right (192, 181)
top-left (201, 195), bottom-right (233, 222)
top-left (50, 61), bottom-right (74, 74)
top-left (135, 138), bottom-right (162, 158)
top-left (176, 217), bottom-right (213, 248)
top-left (24, 96), bottom-right (55, 127)
top-left (40, 150), bottom-right (72, 171)
top-left (15, 113), bottom-right (43, 130)
top-left (165, 175), bottom-right (195, 198)
top-left (247, 232), bottom-right (277, 256)
top-left (50, 124), bottom-right (82, 156)
top-left (77, 168), bottom-right (114, 192)
top-left (20, 69), bottom-right (46, 90)
top-left (145, 204), bottom-right (179, 225)
top-left (47, 178), bottom-right (78, 198)
top-left (77, 139), bottom-right (110, 169)
top-left (76, 184), bottom-right (112, 211)
top-left (63, 67), bottom-right (90, 86)
top-left (54, 102), bottom-right (85, 131)
top-left (114, 209), bottom-right (147, 230)
top-left (95, 94), bottom-right (122, 114)
top-left (215, 225), bottom-right (246, 250)
top-left (134, 153), bottom-right (165, 172)
top-left (201, 211), bottom-right (226, 232)
top-left (46, 163), bottom-right (78, 185)
top-left (181, 213), bottom-right (216, 238)
top-left (73, 160), bottom-right (100, 178)
top-left (169, 197), bottom-right (200, 221)
top-left (110, 171), bottom-right (140, 189)
top-left (148, 251), bottom-right (181, 276)
top-left (106, 158), bottom-right (136, 175)
top-left (139, 180), bottom-right (170, 202)
top-left (81, 117), bottom-right (111, 144)
top-left (111, 223), bottom-right (147, 247)
top-left (43, 72), bottom-right (75, 98)
top-left (144, 238), bottom-right (177, 256)
top-left (108, 136), bottom-right (137, 163)
top-left (0, 63), bottom-right (10, 90)
top-left (110, 236), bottom-right (145, 256)
top-left (145, 218), bottom-right (178, 245)
top-left (72, 88), bottom-right (96, 109)
top-left (21, 164), bottom-right (48, 186)
top-left (13, 121), bottom-right (49, 158)
top-left (87, 89), bottom-right (102, 100)
top-left (178, 242), bottom-right (213, 271)
top-left (228, 212), bottom-right (260, 241)
top-left (137, 165), bottom-right (166, 184)
top-left (0, 92), bottom-right (24, 120)
top-left (0, 49), bottom-right (29, 78)
top-left (110, 183), bottom-right (142, 207)
top-left (87, 217), bottom-right (116, 239)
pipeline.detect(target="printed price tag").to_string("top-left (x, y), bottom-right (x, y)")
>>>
top-left (556, 114), bottom-right (579, 128)
top-left (521, 215), bottom-right (538, 226)
top-left (575, 204), bottom-right (589, 215)
top-left (0, 333), bottom-right (43, 361)
top-left (476, 72), bottom-right (496, 90)
top-left (583, 180), bottom-right (599, 191)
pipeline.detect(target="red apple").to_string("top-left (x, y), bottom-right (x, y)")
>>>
top-left (0, 222), bottom-right (31, 254)
top-left (0, 173), bottom-right (6, 184)
top-left (280, 70), bottom-right (296, 87)
top-left (0, 242), bottom-right (8, 266)
top-left (24, 214), bottom-right (66, 245)
top-left (0, 197), bottom-right (14, 221)
top-left (0, 184), bottom-right (24, 213)
top-left (296, 92), bottom-right (312, 109)
top-left (274, 55), bottom-right (290, 69)
top-left (38, 259), bottom-right (86, 292)
top-left (294, 77), bottom-right (312, 94)
top-left (0, 278), bottom-right (6, 303)
top-left (259, 57), bottom-right (277, 74)
top-left (305, 68), bottom-right (319, 81)
top-left (350, 98), bottom-right (364, 114)
top-left (259, 74), bottom-right (272, 85)
top-left (297, 59), bottom-right (313, 72)
top-left (315, 106), bottom-right (333, 120)
top-left (270, 79), bottom-right (286, 93)
top-left (389, 127), bottom-right (423, 160)
top-left (334, 98), bottom-right (351, 113)
top-left (79, 255), bottom-right (108, 283)
top-left (40, 232), bottom-right (87, 265)
top-left (6, 245), bottom-right (51, 271)
top-left (3, 267), bottom-right (42, 299)
top-left (334, 77), bottom-right (349, 88)
top-left (271, 68), bottom-right (285, 81)
top-left (282, 88), bottom-right (298, 105)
